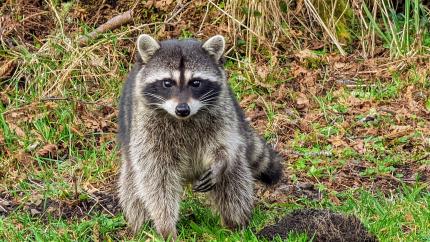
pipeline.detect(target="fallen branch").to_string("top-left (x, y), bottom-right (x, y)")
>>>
top-left (78, 10), bottom-right (134, 46)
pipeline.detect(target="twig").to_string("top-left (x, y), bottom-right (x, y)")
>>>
top-left (86, 192), bottom-right (115, 217)
top-left (165, 1), bottom-right (192, 23)
top-left (78, 10), bottom-right (134, 47)
top-left (40, 96), bottom-right (114, 109)
top-left (284, 150), bottom-right (333, 157)
top-left (198, 2), bottom-right (210, 34)
top-left (415, 154), bottom-right (430, 162)
top-left (208, 0), bottom-right (263, 41)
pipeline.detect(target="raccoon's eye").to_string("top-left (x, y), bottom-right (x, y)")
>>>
top-left (189, 79), bottom-right (201, 88)
top-left (162, 79), bottom-right (174, 88)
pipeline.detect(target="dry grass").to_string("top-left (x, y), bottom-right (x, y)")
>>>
top-left (1, 1), bottom-right (429, 241)
top-left (217, 0), bottom-right (429, 59)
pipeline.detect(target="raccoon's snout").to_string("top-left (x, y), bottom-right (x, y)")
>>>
top-left (175, 103), bottom-right (190, 117)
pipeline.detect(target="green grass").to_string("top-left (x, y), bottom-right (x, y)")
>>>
top-left (1, 1), bottom-right (430, 241)
top-left (1, 187), bottom-right (429, 241)
top-left (361, 0), bottom-right (430, 57)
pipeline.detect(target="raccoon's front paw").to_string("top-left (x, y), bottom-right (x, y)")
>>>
top-left (193, 169), bottom-right (216, 192)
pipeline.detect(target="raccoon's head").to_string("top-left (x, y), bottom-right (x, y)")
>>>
top-left (135, 34), bottom-right (226, 119)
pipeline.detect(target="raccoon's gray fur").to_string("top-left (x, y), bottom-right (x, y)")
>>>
top-left (117, 34), bottom-right (283, 240)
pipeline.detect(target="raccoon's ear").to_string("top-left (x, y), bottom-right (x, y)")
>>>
top-left (137, 34), bottom-right (160, 63)
top-left (202, 35), bottom-right (225, 62)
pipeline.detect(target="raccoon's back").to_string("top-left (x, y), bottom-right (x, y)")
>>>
top-left (118, 64), bottom-right (141, 148)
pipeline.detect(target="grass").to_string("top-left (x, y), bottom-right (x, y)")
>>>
top-left (1, 0), bottom-right (430, 241)
top-left (1, 187), bottom-right (429, 241)
top-left (360, 0), bottom-right (430, 57)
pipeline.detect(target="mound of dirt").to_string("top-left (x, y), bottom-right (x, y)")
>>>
top-left (258, 208), bottom-right (378, 242)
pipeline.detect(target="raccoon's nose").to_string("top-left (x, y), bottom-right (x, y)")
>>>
top-left (175, 103), bottom-right (190, 117)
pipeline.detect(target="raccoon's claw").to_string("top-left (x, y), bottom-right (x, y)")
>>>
top-left (193, 170), bottom-right (216, 192)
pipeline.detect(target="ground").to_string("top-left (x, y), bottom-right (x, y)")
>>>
top-left (0, 0), bottom-right (429, 241)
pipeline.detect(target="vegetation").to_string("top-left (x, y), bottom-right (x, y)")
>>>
top-left (1, 0), bottom-right (429, 241)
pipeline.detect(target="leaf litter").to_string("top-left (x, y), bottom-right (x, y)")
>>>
top-left (0, 0), bottom-right (429, 226)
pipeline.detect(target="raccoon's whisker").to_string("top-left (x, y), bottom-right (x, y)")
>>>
top-left (201, 103), bottom-right (222, 109)
top-left (199, 90), bottom-right (221, 101)
top-left (146, 103), bottom-right (164, 110)
top-left (201, 93), bottom-right (221, 102)
top-left (145, 103), bottom-right (165, 113)
top-left (142, 92), bottom-right (166, 101)
top-left (199, 90), bottom-right (215, 100)
top-left (201, 97), bottom-right (219, 103)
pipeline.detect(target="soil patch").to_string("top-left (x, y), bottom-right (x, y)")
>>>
top-left (0, 189), bottom-right (120, 220)
top-left (257, 208), bottom-right (378, 242)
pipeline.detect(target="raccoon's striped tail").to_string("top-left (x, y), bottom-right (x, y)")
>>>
top-left (253, 144), bottom-right (283, 186)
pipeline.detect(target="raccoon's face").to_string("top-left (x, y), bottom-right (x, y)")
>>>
top-left (135, 34), bottom-right (226, 119)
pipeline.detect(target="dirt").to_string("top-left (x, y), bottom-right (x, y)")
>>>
top-left (257, 208), bottom-right (378, 242)
top-left (0, 188), bottom-right (120, 220)
top-left (0, 191), bottom-right (20, 216)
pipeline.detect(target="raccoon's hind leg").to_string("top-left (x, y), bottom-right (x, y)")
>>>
top-left (118, 157), bottom-right (150, 233)
top-left (209, 159), bottom-right (254, 229)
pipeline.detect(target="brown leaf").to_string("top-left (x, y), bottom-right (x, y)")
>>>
top-left (404, 213), bottom-right (414, 222)
top-left (274, 84), bottom-right (289, 102)
top-left (384, 126), bottom-right (413, 140)
top-left (296, 93), bottom-right (309, 109)
top-left (329, 194), bottom-right (341, 205)
top-left (328, 135), bottom-right (348, 148)
top-left (294, 49), bottom-right (318, 60)
top-left (144, 0), bottom-right (154, 8)
top-left (15, 151), bottom-right (33, 166)
top-left (8, 123), bottom-right (25, 137)
top-left (0, 92), bottom-right (10, 106)
top-left (37, 144), bottom-right (58, 157)
top-left (0, 60), bottom-right (16, 80)
top-left (352, 140), bottom-right (366, 154)
top-left (405, 85), bottom-right (420, 112)
top-left (30, 208), bottom-right (40, 215)
top-left (256, 65), bottom-right (269, 80)
top-left (154, 0), bottom-right (174, 11)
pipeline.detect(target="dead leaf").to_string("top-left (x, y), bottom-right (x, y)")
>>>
top-left (0, 60), bottom-right (16, 79)
top-left (144, 0), bottom-right (154, 8)
top-left (329, 194), bottom-right (341, 205)
top-left (154, 0), bottom-right (174, 11)
top-left (37, 144), bottom-right (58, 157)
top-left (256, 65), bottom-right (269, 79)
top-left (405, 85), bottom-right (420, 112)
top-left (334, 62), bottom-right (346, 69)
top-left (275, 84), bottom-right (289, 102)
top-left (328, 136), bottom-right (348, 148)
top-left (8, 123), bottom-right (25, 137)
top-left (30, 208), bottom-right (40, 215)
top-left (404, 213), bottom-right (414, 222)
top-left (294, 49), bottom-right (318, 60)
top-left (384, 126), bottom-right (413, 140)
top-left (352, 140), bottom-right (366, 154)
top-left (15, 151), bottom-right (33, 165)
top-left (89, 54), bottom-right (104, 67)
top-left (0, 92), bottom-right (10, 106)
top-left (296, 93), bottom-right (309, 109)
top-left (240, 94), bottom-right (258, 108)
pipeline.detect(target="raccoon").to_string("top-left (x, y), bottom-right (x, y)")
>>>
top-left (117, 34), bottom-right (283, 240)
